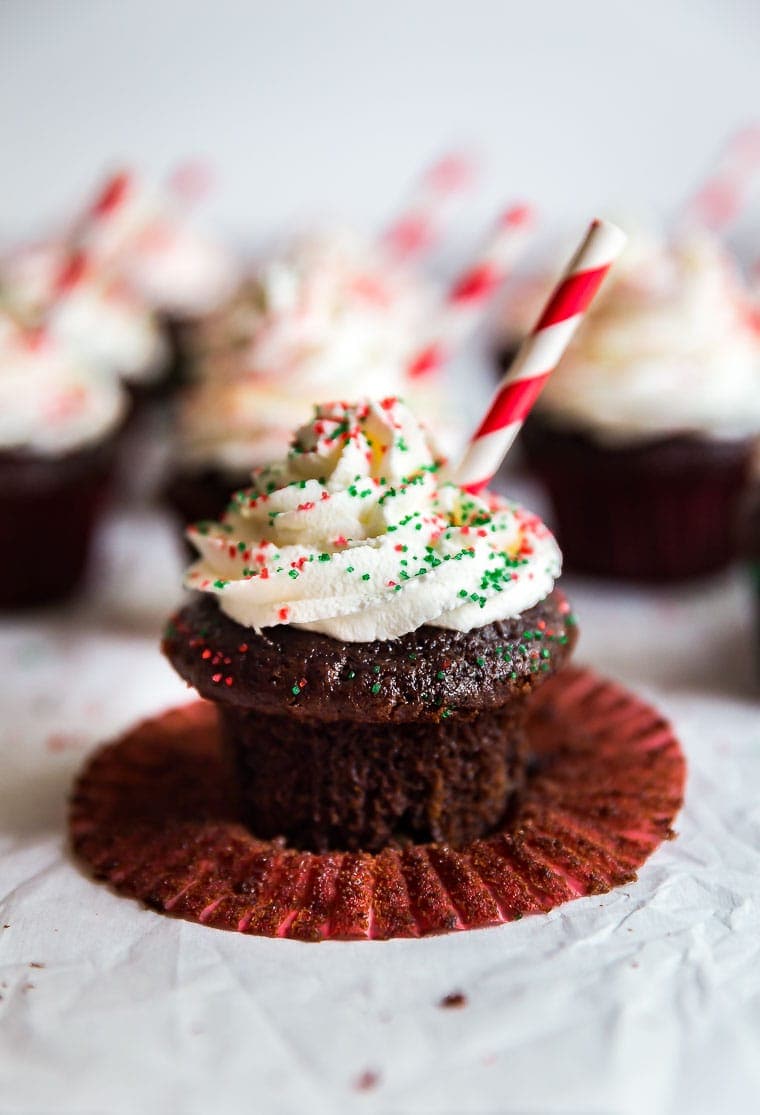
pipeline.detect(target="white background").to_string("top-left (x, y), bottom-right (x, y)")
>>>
top-left (2, 5), bottom-right (760, 1115)
top-left (1, 0), bottom-right (759, 245)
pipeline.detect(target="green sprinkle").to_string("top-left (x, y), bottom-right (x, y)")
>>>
top-left (291, 685), bottom-right (300, 696)
top-left (318, 553), bottom-right (331, 562)
top-left (361, 573), bottom-right (371, 581)
top-left (371, 682), bottom-right (381, 695)
top-left (288, 569), bottom-right (299, 579)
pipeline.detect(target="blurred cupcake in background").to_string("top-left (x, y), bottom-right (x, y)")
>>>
top-left (518, 227), bottom-right (760, 581)
top-left (0, 240), bottom-right (169, 403)
top-left (0, 313), bottom-right (126, 609)
top-left (166, 187), bottom-right (532, 526)
top-left (66, 166), bottom-right (238, 383)
top-left (166, 225), bottom-right (449, 524)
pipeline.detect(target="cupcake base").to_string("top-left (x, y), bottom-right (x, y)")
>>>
top-left (69, 667), bottom-right (686, 941)
top-left (220, 704), bottom-right (524, 853)
top-left (522, 415), bottom-right (753, 582)
top-left (163, 592), bottom-right (577, 849)
top-left (165, 464), bottom-right (249, 528)
top-left (0, 442), bottom-right (116, 610)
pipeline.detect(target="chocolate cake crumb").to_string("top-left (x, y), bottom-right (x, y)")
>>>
top-left (354, 1070), bottom-right (380, 1092)
top-left (439, 991), bottom-right (468, 1009)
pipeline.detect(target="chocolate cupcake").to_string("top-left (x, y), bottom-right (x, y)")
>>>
top-left (79, 170), bottom-right (238, 390)
top-left (0, 316), bottom-right (126, 608)
top-left (163, 397), bottom-right (576, 852)
top-left (517, 229), bottom-right (760, 581)
top-left (0, 241), bottom-right (170, 402)
top-left (166, 227), bottom-right (455, 528)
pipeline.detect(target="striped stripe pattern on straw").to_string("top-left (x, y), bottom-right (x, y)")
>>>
top-left (453, 218), bottom-right (627, 494)
top-left (683, 125), bottom-right (760, 232)
top-left (384, 151), bottom-right (476, 260)
top-left (408, 203), bottom-right (535, 378)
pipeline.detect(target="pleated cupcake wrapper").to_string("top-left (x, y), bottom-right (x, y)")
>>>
top-left (70, 668), bottom-right (686, 941)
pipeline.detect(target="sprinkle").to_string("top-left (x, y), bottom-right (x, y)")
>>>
top-left (371, 683), bottom-right (381, 695)
top-left (212, 673), bottom-right (222, 684)
top-left (361, 573), bottom-right (371, 581)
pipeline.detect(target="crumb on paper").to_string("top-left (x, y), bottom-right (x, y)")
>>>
top-left (354, 1070), bottom-right (380, 1092)
top-left (440, 991), bottom-right (468, 1009)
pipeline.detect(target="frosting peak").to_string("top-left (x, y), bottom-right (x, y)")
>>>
top-left (186, 399), bottom-right (561, 641)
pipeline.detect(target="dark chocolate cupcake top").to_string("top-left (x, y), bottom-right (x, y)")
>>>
top-left (163, 588), bottom-right (577, 721)
top-left (182, 398), bottom-right (561, 643)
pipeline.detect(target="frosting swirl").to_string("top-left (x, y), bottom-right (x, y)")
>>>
top-left (185, 398), bottom-right (561, 641)
top-left (534, 229), bottom-right (760, 443)
top-left (0, 243), bottom-right (168, 385)
top-left (176, 227), bottom-right (450, 472)
top-left (0, 314), bottom-right (126, 455)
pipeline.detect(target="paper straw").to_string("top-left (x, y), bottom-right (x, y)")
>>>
top-left (682, 125), bottom-right (760, 233)
top-left (453, 218), bottom-right (627, 494)
top-left (407, 204), bottom-right (535, 377)
top-left (384, 151), bottom-right (476, 260)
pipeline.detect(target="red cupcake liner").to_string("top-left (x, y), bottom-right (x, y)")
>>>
top-left (69, 668), bottom-right (686, 941)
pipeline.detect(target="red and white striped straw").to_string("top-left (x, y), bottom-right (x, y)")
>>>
top-left (384, 151), bottom-right (476, 261)
top-left (50, 169), bottom-right (135, 299)
top-left (453, 218), bottom-right (627, 494)
top-left (407, 203), bottom-right (536, 377)
top-left (682, 125), bottom-right (760, 233)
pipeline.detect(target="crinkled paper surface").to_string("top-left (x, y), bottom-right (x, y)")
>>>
top-left (1, 501), bottom-right (759, 1115)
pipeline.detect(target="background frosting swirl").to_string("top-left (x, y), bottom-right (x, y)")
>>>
top-left (535, 229), bottom-right (760, 443)
top-left (185, 398), bottom-right (561, 641)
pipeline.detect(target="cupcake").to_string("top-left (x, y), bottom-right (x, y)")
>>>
top-left (72, 170), bottom-right (237, 384)
top-left (166, 226), bottom-right (449, 525)
top-left (163, 397), bottom-right (576, 852)
top-left (0, 314), bottom-right (126, 608)
top-left (0, 241), bottom-right (169, 402)
top-left (516, 229), bottom-right (760, 580)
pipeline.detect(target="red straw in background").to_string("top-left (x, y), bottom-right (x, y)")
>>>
top-left (682, 125), bottom-right (760, 233)
top-left (453, 218), bottom-right (627, 494)
top-left (408, 203), bottom-right (536, 378)
top-left (166, 160), bottom-right (214, 207)
top-left (384, 151), bottom-right (477, 261)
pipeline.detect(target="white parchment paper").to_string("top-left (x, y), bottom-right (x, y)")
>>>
top-left (1, 502), bottom-right (759, 1115)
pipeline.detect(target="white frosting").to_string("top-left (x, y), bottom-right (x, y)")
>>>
top-left (185, 399), bottom-right (561, 642)
top-left (177, 227), bottom-right (448, 472)
top-left (0, 315), bottom-right (126, 455)
top-left (534, 229), bottom-right (760, 444)
top-left (79, 178), bottom-right (236, 315)
top-left (0, 242), bottom-right (168, 385)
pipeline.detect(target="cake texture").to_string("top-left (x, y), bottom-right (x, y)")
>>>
top-left (164, 589), bottom-right (576, 851)
top-left (164, 397), bottom-right (573, 851)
